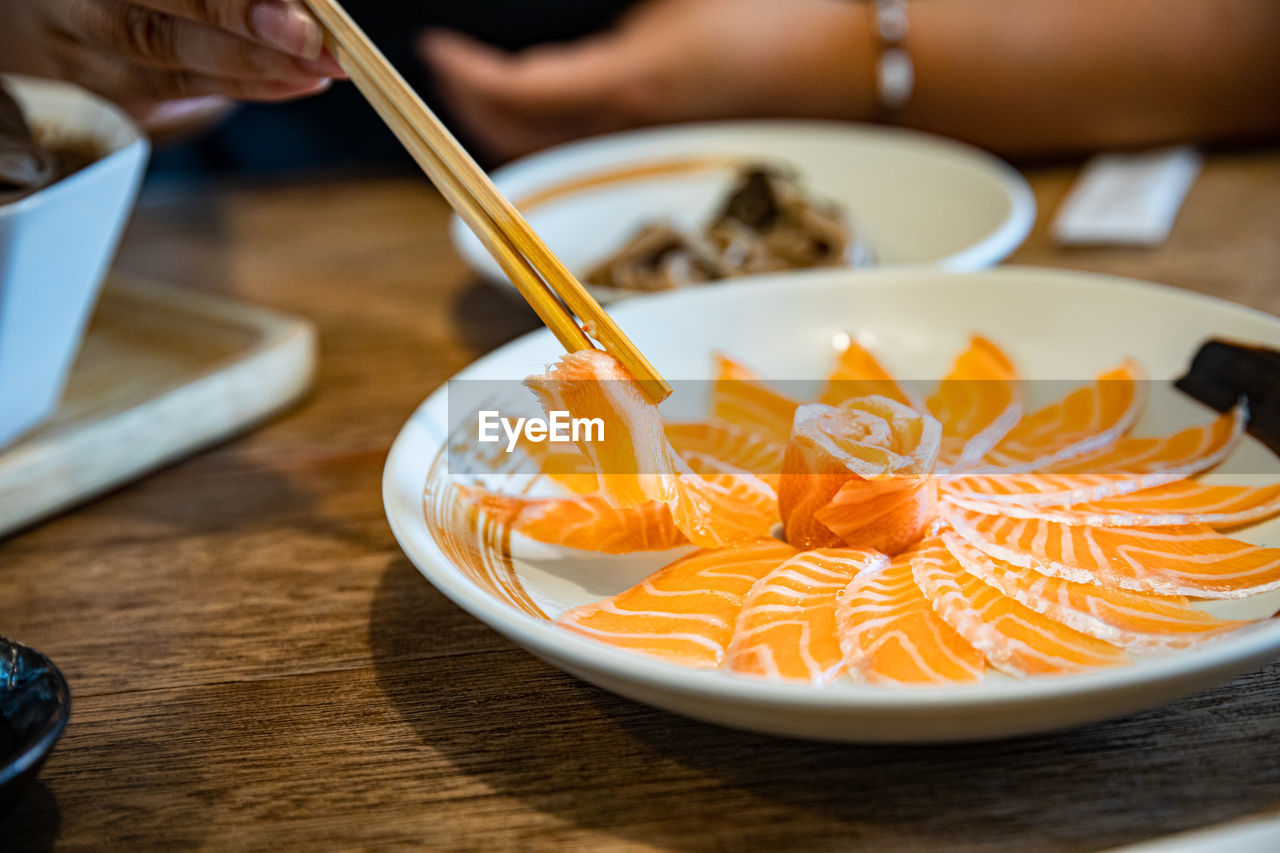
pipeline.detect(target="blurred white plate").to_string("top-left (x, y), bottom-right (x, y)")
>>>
top-left (384, 267), bottom-right (1280, 742)
top-left (450, 121), bottom-right (1035, 302)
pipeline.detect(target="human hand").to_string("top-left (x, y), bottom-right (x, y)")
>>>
top-left (0, 0), bottom-right (343, 125)
top-left (418, 0), bottom-right (877, 161)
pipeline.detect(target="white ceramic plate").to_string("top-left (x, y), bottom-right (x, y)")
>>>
top-left (450, 121), bottom-right (1035, 302)
top-left (384, 267), bottom-right (1280, 742)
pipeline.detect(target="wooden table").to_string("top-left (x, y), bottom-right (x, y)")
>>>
top-left (3, 149), bottom-right (1280, 851)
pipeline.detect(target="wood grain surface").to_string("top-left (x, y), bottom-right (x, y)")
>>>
top-left (0, 279), bottom-right (314, 537)
top-left (3, 148), bottom-right (1280, 852)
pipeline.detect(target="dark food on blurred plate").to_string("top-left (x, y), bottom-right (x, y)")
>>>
top-left (0, 84), bottom-right (103, 206)
top-left (1176, 339), bottom-right (1280, 455)
top-left (586, 165), bottom-right (869, 291)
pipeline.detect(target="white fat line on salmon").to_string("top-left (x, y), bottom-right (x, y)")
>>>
top-left (477, 410), bottom-right (604, 452)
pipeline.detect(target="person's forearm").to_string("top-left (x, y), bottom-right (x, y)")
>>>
top-left (890, 0), bottom-right (1280, 155)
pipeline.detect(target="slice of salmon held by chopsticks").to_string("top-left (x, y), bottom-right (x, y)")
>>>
top-left (525, 350), bottom-right (781, 548)
top-left (524, 349), bottom-right (681, 508)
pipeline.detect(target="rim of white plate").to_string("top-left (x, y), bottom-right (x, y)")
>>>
top-left (450, 119), bottom-right (1037, 279)
top-left (385, 266), bottom-right (1280, 712)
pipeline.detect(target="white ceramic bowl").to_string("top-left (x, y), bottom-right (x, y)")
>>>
top-left (0, 75), bottom-right (149, 447)
top-left (385, 267), bottom-right (1280, 743)
top-left (451, 121), bottom-right (1035, 302)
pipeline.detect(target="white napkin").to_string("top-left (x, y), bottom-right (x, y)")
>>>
top-left (1053, 146), bottom-right (1202, 246)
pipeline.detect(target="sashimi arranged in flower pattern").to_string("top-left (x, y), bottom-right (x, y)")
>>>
top-left (448, 334), bottom-right (1280, 686)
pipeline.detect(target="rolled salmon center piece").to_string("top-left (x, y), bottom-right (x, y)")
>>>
top-left (779, 397), bottom-right (942, 554)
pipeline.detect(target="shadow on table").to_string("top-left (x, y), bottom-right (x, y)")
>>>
top-left (369, 557), bottom-right (1280, 851)
top-left (0, 780), bottom-right (61, 853)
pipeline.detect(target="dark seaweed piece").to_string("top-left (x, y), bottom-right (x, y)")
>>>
top-left (1175, 339), bottom-right (1280, 455)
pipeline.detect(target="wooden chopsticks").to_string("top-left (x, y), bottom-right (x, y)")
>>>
top-left (299, 0), bottom-right (673, 404)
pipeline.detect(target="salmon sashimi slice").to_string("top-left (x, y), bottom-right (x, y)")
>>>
top-left (559, 540), bottom-right (799, 667)
top-left (525, 349), bottom-right (679, 507)
top-left (672, 452), bottom-right (780, 549)
top-left (946, 480), bottom-right (1280, 529)
top-left (975, 361), bottom-right (1144, 473)
top-left (665, 419), bottom-right (786, 489)
top-left (911, 537), bottom-right (1129, 676)
top-left (836, 540), bottom-right (986, 684)
top-left (927, 336), bottom-right (1023, 471)
top-left (779, 397), bottom-right (941, 553)
top-left (522, 440), bottom-right (601, 495)
top-left (942, 533), bottom-right (1251, 651)
top-left (527, 350), bottom-right (784, 548)
top-left (820, 339), bottom-right (922, 410)
top-left (459, 486), bottom-right (688, 554)
top-left (464, 461), bottom-right (776, 553)
top-left (942, 407), bottom-right (1246, 507)
top-left (725, 548), bottom-right (888, 684)
top-left (949, 508), bottom-right (1280, 598)
top-left (709, 353), bottom-right (800, 446)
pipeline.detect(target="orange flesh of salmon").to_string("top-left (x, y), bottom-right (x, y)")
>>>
top-left (927, 336), bottom-right (1023, 470)
top-left (942, 533), bottom-right (1251, 651)
top-left (672, 452), bottom-right (780, 549)
top-left (779, 398), bottom-right (941, 553)
top-left (709, 353), bottom-right (800, 446)
top-left (526, 350), bottom-right (784, 548)
top-left (665, 419), bottom-right (786, 489)
top-left (911, 537), bottom-right (1130, 676)
top-left (949, 508), bottom-right (1280, 598)
top-left (946, 480), bottom-right (1280, 528)
top-left (460, 486), bottom-right (688, 554)
top-left (820, 340), bottom-right (921, 409)
top-left (837, 539), bottom-right (986, 684)
top-left (525, 349), bottom-right (678, 507)
top-left (503, 338), bottom-right (1280, 683)
top-left (559, 540), bottom-right (799, 667)
top-left (976, 361), bottom-right (1144, 472)
top-left (524, 440), bottom-right (603, 495)
top-left (943, 408), bottom-right (1246, 507)
top-left (725, 548), bottom-right (888, 684)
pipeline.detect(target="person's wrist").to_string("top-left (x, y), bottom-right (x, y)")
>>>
top-left (841, 0), bottom-right (882, 120)
top-left (794, 0), bottom-right (879, 121)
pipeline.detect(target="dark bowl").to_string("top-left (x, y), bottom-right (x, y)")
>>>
top-left (0, 637), bottom-right (70, 814)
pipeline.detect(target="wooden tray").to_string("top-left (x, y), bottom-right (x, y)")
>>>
top-left (0, 275), bottom-right (315, 537)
